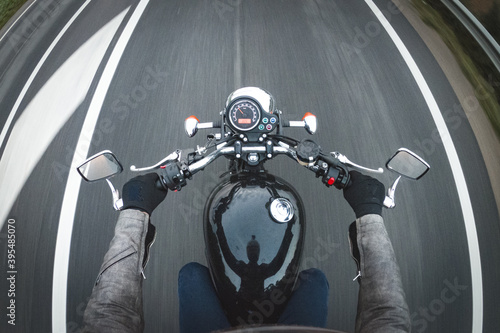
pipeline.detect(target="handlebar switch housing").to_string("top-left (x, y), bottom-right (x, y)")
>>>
top-left (334, 166), bottom-right (350, 189)
top-left (320, 165), bottom-right (350, 189)
top-left (160, 163), bottom-right (187, 191)
top-left (322, 167), bottom-right (339, 188)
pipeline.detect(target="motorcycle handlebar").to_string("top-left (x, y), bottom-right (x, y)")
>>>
top-left (154, 139), bottom-right (349, 191)
top-left (187, 145), bottom-right (292, 174)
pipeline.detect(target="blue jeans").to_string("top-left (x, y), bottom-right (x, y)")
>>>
top-left (178, 262), bottom-right (329, 333)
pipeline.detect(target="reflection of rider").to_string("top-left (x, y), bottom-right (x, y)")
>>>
top-left (82, 171), bottom-right (410, 333)
top-left (215, 201), bottom-right (294, 302)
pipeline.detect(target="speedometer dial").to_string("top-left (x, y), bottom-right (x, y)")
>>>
top-left (229, 100), bottom-right (260, 131)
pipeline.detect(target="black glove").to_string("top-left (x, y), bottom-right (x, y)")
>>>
top-left (122, 173), bottom-right (167, 215)
top-left (343, 171), bottom-right (385, 218)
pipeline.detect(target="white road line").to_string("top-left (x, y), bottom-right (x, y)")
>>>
top-left (0, 7), bottom-right (127, 231)
top-left (52, 1), bottom-right (150, 332)
top-left (363, 0), bottom-right (482, 331)
top-left (0, 0), bottom-right (92, 153)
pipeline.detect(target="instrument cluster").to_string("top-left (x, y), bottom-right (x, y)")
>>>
top-left (226, 98), bottom-right (278, 134)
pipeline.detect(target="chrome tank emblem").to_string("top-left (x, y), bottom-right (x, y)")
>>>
top-left (269, 198), bottom-right (294, 223)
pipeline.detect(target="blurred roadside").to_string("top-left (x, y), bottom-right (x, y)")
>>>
top-left (404, 0), bottom-right (500, 212)
top-left (411, 0), bottom-right (500, 139)
top-left (0, 0), bottom-right (29, 29)
top-left (461, 0), bottom-right (500, 45)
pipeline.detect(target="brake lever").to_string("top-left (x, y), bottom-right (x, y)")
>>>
top-left (331, 152), bottom-right (383, 174)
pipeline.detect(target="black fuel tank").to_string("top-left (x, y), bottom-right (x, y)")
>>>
top-left (203, 172), bottom-right (305, 325)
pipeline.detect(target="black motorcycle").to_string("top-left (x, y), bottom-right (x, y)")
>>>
top-left (77, 86), bottom-right (429, 326)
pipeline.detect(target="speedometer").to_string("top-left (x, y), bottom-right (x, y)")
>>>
top-left (229, 99), bottom-right (260, 131)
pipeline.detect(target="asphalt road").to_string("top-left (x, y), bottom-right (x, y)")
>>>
top-left (0, 0), bottom-right (499, 332)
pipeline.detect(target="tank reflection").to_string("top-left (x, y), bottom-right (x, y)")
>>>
top-left (216, 217), bottom-right (294, 303)
top-left (204, 173), bottom-right (305, 324)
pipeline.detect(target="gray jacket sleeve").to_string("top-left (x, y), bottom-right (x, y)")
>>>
top-left (82, 209), bottom-right (150, 333)
top-left (354, 214), bottom-right (411, 333)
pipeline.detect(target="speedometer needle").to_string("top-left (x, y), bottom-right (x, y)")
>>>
top-left (239, 108), bottom-right (243, 114)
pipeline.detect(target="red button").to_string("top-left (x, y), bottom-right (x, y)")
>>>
top-left (327, 177), bottom-right (335, 185)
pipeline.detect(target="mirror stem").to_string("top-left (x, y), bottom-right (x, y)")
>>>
top-left (106, 179), bottom-right (123, 210)
top-left (384, 176), bottom-right (401, 209)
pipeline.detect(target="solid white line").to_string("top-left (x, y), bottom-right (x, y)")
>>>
top-left (46, 9), bottom-right (129, 332)
top-left (0, 0), bottom-right (38, 43)
top-left (52, 1), bottom-right (150, 332)
top-left (363, 1), bottom-right (482, 332)
top-left (0, 0), bottom-right (92, 153)
top-left (0, 6), bottom-right (127, 232)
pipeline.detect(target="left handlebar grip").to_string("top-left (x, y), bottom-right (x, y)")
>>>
top-left (155, 177), bottom-right (168, 191)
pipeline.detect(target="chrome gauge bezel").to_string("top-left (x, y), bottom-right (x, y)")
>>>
top-left (228, 98), bottom-right (261, 132)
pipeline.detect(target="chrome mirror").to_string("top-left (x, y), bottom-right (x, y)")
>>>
top-left (386, 148), bottom-right (430, 180)
top-left (77, 151), bottom-right (123, 210)
top-left (384, 148), bottom-right (430, 208)
top-left (77, 151), bottom-right (123, 182)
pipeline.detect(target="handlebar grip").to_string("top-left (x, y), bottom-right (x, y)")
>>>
top-left (155, 177), bottom-right (168, 191)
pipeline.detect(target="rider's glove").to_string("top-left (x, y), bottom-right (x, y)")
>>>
top-left (343, 171), bottom-right (385, 218)
top-left (122, 173), bottom-right (167, 215)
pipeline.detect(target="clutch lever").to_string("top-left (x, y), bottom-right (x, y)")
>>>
top-left (130, 150), bottom-right (180, 172)
top-left (331, 152), bottom-right (383, 174)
